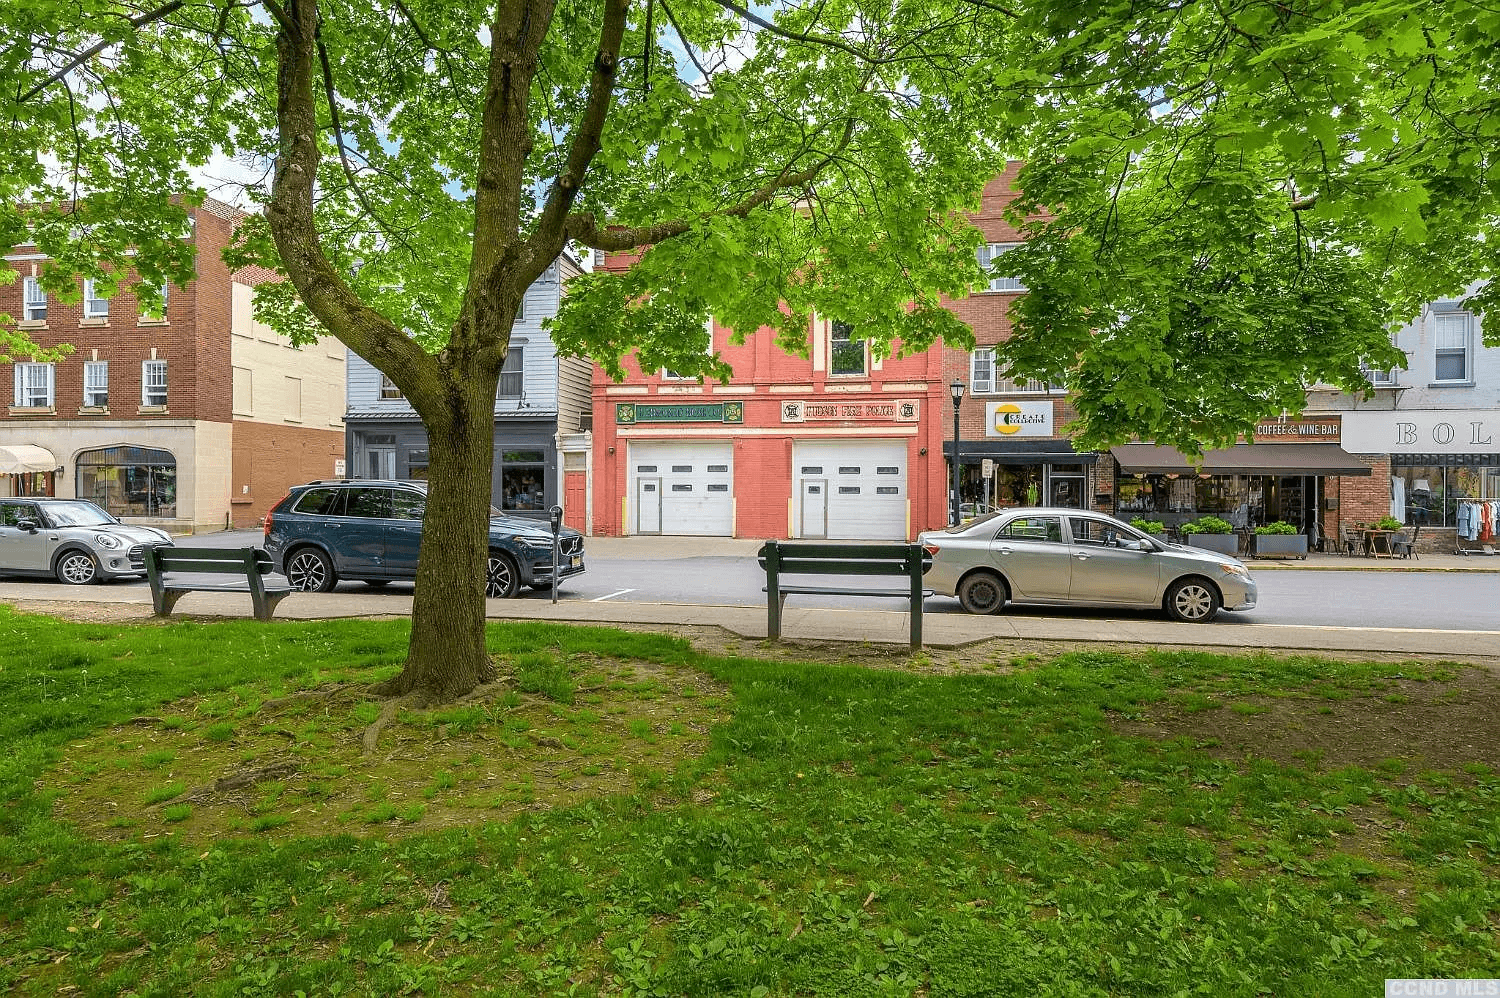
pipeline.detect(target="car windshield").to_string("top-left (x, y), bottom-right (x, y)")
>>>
top-left (42, 501), bottom-right (118, 527)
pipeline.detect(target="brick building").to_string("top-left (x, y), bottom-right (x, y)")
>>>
top-left (940, 164), bottom-right (1101, 519)
top-left (1310, 285), bottom-right (1499, 554)
top-left (1, 199), bottom-right (345, 530)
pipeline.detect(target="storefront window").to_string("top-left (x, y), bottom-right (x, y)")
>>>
top-left (501, 449), bottom-right (547, 510)
top-left (1392, 461), bottom-right (1500, 526)
top-left (76, 446), bottom-right (176, 518)
top-left (1114, 472), bottom-right (1325, 532)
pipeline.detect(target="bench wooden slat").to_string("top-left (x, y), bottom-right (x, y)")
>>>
top-left (770, 560), bottom-right (921, 577)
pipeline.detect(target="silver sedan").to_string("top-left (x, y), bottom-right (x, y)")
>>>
top-left (918, 508), bottom-right (1257, 623)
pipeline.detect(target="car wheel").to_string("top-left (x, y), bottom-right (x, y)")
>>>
top-left (286, 548), bottom-right (337, 592)
top-left (1165, 577), bottom-right (1220, 623)
top-left (486, 553), bottom-right (520, 599)
top-left (55, 550), bottom-right (100, 585)
top-left (957, 571), bottom-right (1007, 615)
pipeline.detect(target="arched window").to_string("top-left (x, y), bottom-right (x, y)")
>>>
top-left (76, 446), bottom-right (177, 518)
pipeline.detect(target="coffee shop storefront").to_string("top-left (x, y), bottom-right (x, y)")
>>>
top-left (1109, 420), bottom-right (1371, 547)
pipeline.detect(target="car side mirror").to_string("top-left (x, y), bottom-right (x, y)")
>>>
top-left (16, 518), bottom-right (38, 532)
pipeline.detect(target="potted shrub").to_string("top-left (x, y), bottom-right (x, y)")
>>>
top-left (1373, 515), bottom-right (1404, 531)
top-left (1129, 517), bottom-right (1167, 536)
top-left (1251, 520), bottom-right (1308, 559)
top-left (1181, 515), bottom-right (1239, 554)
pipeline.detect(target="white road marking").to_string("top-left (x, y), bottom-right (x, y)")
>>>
top-left (591, 588), bottom-right (636, 602)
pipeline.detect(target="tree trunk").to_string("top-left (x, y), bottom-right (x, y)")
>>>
top-left (372, 366), bottom-right (501, 701)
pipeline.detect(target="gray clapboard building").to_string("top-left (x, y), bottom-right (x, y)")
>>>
top-left (343, 252), bottom-right (593, 526)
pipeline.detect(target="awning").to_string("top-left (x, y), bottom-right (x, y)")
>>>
top-left (0, 444), bottom-right (58, 474)
top-left (944, 440), bottom-right (1098, 465)
top-left (1110, 443), bottom-right (1372, 477)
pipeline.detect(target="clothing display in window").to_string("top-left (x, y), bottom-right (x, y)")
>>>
top-left (1456, 501), bottom-right (1498, 542)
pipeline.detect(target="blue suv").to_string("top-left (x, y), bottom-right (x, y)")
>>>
top-left (263, 480), bottom-right (585, 597)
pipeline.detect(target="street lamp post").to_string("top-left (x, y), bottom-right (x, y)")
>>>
top-left (949, 379), bottom-right (966, 526)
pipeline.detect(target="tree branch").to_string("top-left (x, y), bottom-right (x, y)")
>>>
top-left (266, 0), bottom-right (436, 412)
top-left (525, 0), bottom-right (627, 271)
top-left (17, 0), bottom-right (186, 104)
top-left (564, 112), bottom-right (860, 252)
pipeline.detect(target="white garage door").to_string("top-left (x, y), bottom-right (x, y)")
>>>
top-left (793, 439), bottom-right (908, 540)
top-left (630, 441), bottom-right (734, 536)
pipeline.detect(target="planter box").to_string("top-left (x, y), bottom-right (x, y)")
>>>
top-left (1251, 533), bottom-right (1308, 559)
top-left (1184, 533), bottom-right (1238, 555)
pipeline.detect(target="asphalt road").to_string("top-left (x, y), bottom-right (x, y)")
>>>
top-left (176, 529), bottom-right (1500, 633)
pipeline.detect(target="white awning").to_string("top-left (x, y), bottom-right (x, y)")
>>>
top-left (0, 444), bottom-right (58, 474)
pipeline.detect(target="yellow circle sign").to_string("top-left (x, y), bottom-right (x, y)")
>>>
top-left (992, 403), bottom-right (1024, 435)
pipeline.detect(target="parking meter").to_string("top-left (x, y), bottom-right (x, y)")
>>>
top-left (549, 504), bottom-right (564, 604)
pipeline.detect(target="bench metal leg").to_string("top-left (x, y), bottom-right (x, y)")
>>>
top-left (157, 589), bottom-right (189, 618)
top-left (259, 591), bottom-right (292, 621)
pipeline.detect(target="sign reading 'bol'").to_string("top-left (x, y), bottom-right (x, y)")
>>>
top-left (986, 401), bottom-right (1053, 437)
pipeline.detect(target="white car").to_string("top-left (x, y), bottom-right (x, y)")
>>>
top-left (0, 498), bottom-right (173, 584)
top-left (919, 507), bottom-right (1257, 623)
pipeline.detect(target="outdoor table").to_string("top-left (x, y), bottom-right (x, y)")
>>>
top-left (1362, 529), bottom-right (1399, 558)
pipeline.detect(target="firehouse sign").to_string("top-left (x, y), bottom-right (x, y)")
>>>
top-left (781, 399), bottom-right (920, 422)
top-left (616, 402), bottom-right (744, 424)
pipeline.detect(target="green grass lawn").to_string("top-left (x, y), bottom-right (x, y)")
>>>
top-left (0, 604), bottom-right (1496, 996)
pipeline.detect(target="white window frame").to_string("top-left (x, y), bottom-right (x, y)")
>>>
top-left (970, 348), bottom-right (995, 394)
top-left (379, 374), bottom-right (403, 399)
top-left (84, 361), bottom-right (109, 408)
top-left (829, 320), bottom-right (868, 377)
top-left (22, 276), bottom-right (46, 322)
top-left (498, 346), bottom-right (524, 397)
top-left (978, 243), bottom-right (1026, 293)
top-left (1432, 311), bottom-right (1472, 384)
top-left (13, 362), bottom-right (55, 408)
top-left (140, 280), bottom-right (169, 321)
top-left (663, 316), bottom-right (715, 380)
top-left (82, 278), bottom-right (110, 319)
top-left (141, 360), bottom-right (167, 407)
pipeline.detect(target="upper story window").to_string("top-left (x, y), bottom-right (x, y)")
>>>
top-left (498, 346), bottom-right (524, 398)
top-left (664, 317), bottom-right (716, 380)
top-left (971, 349), bottom-right (994, 393)
top-left (1433, 311), bottom-right (1472, 383)
top-left (22, 277), bottom-right (46, 322)
top-left (140, 281), bottom-right (168, 322)
top-left (379, 374), bottom-right (403, 399)
top-left (142, 360), bottom-right (168, 407)
top-left (84, 361), bottom-right (109, 408)
top-left (1360, 334), bottom-right (1401, 386)
top-left (978, 243), bottom-right (1026, 293)
top-left (829, 320), bottom-right (867, 376)
top-left (970, 349), bottom-right (1060, 393)
top-left (13, 362), bottom-right (55, 408)
top-left (82, 278), bottom-right (110, 319)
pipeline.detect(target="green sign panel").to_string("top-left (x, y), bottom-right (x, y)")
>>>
top-left (617, 402), bottom-right (743, 424)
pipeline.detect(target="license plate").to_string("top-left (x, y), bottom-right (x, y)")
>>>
top-left (570, 556), bottom-right (581, 568)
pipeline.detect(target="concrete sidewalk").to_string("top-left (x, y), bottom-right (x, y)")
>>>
top-left (3, 574), bottom-right (1495, 662)
top-left (578, 534), bottom-right (1498, 572)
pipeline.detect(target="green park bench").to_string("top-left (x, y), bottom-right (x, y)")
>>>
top-left (757, 540), bottom-right (934, 649)
top-left (144, 546), bottom-right (294, 622)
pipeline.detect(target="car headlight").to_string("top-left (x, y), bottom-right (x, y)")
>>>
top-left (94, 533), bottom-right (123, 549)
top-left (1217, 562), bottom-right (1250, 579)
